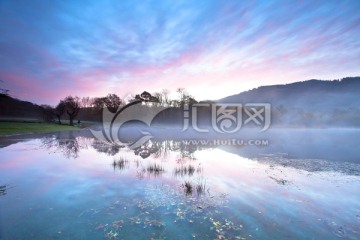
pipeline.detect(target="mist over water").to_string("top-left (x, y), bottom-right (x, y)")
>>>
top-left (0, 128), bottom-right (359, 239)
top-left (1, 0), bottom-right (359, 238)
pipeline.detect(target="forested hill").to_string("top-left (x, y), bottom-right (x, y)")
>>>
top-left (0, 93), bottom-right (43, 119)
top-left (218, 77), bottom-right (360, 127)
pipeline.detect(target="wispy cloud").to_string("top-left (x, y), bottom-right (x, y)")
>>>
top-left (0, 0), bottom-right (359, 104)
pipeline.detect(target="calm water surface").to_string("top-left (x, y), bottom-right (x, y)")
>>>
top-left (0, 129), bottom-right (359, 239)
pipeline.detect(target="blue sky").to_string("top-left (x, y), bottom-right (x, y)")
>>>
top-left (0, 0), bottom-right (359, 104)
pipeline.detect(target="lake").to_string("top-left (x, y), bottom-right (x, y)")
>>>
top-left (0, 129), bottom-right (359, 239)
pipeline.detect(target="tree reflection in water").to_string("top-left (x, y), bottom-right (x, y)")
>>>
top-left (111, 157), bottom-right (129, 171)
top-left (40, 134), bottom-right (212, 197)
top-left (41, 131), bottom-right (82, 158)
top-left (92, 142), bottom-right (123, 156)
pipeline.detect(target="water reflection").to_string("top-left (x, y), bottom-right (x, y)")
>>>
top-left (94, 143), bottom-right (123, 156)
top-left (111, 157), bottom-right (129, 171)
top-left (0, 129), bottom-right (360, 239)
top-left (31, 128), bottom-right (360, 176)
top-left (37, 134), bottom-right (215, 197)
top-left (41, 132), bottom-right (81, 159)
top-left (174, 164), bottom-right (197, 177)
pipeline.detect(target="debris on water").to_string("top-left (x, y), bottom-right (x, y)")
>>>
top-left (269, 176), bottom-right (291, 185)
top-left (112, 220), bottom-right (124, 229)
top-left (95, 183), bottom-right (235, 239)
top-left (235, 236), bottom-right (246, 240)
top-left (145, 219), bottom-right (164, 227)
top-left (79, 208), bottom-right (101, 217)
top-left (95, 224), bottom-right (105, 230)
top-left (334, 226), bottom-right (346, 238)
top-left (0, 184), bottom-right (13, 196)
top-left (105, 230), bottom-right (119, 239)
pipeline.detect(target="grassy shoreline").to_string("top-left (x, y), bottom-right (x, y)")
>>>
top-left (0, 121), bottom-right (80, 135)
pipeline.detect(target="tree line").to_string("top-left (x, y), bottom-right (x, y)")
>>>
top-left (41, 88), bottom-right (198, 125)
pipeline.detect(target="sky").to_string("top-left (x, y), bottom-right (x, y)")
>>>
top-left (0, 0), bottom-right (359, 105)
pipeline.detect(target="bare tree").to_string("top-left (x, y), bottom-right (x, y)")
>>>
top-left (54, 101), bottom-right (66, 124)
top-left (104, 93), bottom-right (122, 113)
top-left (92, 97), bottom-right (106, 110)
top-left (91, 94), bottom-right (122, 113)
top-left (41, 105), bottom-right (55, 122)
top-left (135, 91), bottom-right (159, 103)
top-left (153, 92), bottom-right (163, 106)
top-left (63, 96), bottom-right (80, 125)
top-left (162, 89), bottom-right (170, 105)
top-left (176, 88), bottom-right (197, 106)
top-left (177, 88), bottom-right (186, 104)
top-left (153, 89), bottom-right (171, 106)
top-left (80, 97), bottom-right (93, 108)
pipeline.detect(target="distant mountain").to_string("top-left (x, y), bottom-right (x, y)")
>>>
top-left (218, 77), bottom-right (360, 127)
top-left (0, 94), bottom-right (101, 122)
top-left (0, 94), bottom-right (43, 120)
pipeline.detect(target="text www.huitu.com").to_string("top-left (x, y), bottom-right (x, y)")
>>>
top-left (181, 139), bottom-right (269, 146)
